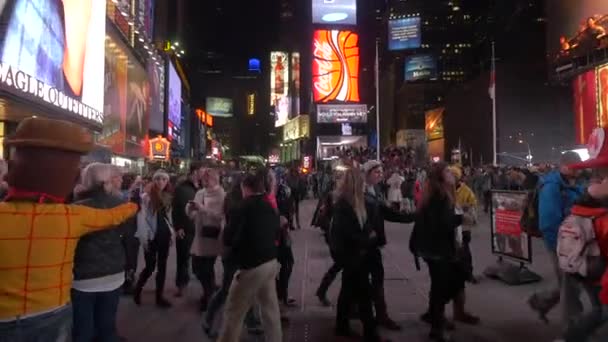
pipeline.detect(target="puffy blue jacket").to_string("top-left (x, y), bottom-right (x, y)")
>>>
top-left (538, 170), bottom-right (584, 250)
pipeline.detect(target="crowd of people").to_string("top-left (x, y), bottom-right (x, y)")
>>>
top-left (3, 117), bottom-right (608, 342)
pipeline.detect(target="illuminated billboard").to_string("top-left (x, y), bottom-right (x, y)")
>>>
top-left (313, 30), bottom-right (360, 103)
top-left (547, 1), bottom-right (608, 63)
top-left (291, 52), bottom-right (301, 117)
top-left (425, 107), bottom-right (444, 142)
top-left (573, 69), bottom-right (598, 145)
top-left (167, 61), bottom-right (182, 129)
top-left (388, 17), bottom-right (421, 51)
top-left (405, 55), bottom-right (438, 81)
top-left (0, 0), bottom-right (106, 126)
top-left (312, 0), bottom-right (356, 26)
top-left (317, 104), bottom-right (367, 123)
top-left (206, 97), bottom-right (234, 118)
top-left (271, 51), bottom-right (290, 127)
top-left (600, 65), bottom-right (608, 129)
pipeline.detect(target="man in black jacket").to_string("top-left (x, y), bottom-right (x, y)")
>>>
top-left (363, 160), bottom-right (415, 331)
top-left (172, 161), bottom-right (205, 297)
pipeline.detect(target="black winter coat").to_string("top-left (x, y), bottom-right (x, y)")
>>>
top-left (330, 198), bottom-right (377, 269)
top-left (364, 188), bottom-right (415, 248)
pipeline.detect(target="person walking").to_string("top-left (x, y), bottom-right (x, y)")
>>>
top-left (134, 170), bottom-right (174, 308)
top-left (410, 162), bottom-right (467, 342)
top-left (331, 168), bottom-right (388, 342)
top-left (71, 163), bottom-right (131, 342)
top-left (172, 162), bottom-right (206, 297)
top-left (528, 152), bottom-right (585, 323)
top-left (217, 169), bottom-right (282, 342)
top-left (187, 168), bottom-right (226, 311)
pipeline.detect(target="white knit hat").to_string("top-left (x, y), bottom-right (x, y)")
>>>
top-left (153, 169), bottom-right (170, 180)
top-left (362, 160), bottom-right (382, 174)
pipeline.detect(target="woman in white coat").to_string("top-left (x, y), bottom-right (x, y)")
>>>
top-left (187, 168), bottom-right (226, 311)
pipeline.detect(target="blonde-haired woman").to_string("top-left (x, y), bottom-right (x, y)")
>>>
top-left (71, 163), bottom-right (130, 342)
top-left (134, 170), bottom-right (174, 308)
top-left (330, 168), bottom-right (385, 342)
top-left (187, 168), bottom-right (226, 311)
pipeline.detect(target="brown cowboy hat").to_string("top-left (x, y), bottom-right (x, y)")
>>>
top-left (4, 117), bottom-right (94, 154)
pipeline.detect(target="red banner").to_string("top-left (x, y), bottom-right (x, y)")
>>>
top-left (572, 69), bottom-right (598, 145)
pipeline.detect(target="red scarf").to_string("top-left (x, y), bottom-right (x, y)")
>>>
top-left (3, 187), bottom-right (65, 203)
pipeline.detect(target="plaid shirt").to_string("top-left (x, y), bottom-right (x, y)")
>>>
top-left (0, 201), bottom-right (137, 320)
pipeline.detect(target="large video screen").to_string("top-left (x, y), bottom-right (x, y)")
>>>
top-left (313, 30), bottom-right (360, 103)
top-left (0, 0), bottom-right (106, 126)
top-left (271, 51), bottom-right (290, 127)
top-left (388, 17), bottom-right (421, 51)
top-left (572, 69), bottom-right (598, 145)
top-left (125, 60), bottom-right (149, 157)
top-left (405, 54), bottom-right (438, 81)
top-left (547, 1), bottom-right (608, 62)
top-left (100, 34), bottom-right (128, 154)
top-left (167, 61), bottom-right (182, 129)
top-left (206, 97), bottom-right (233, 118)
top-left (312, 0), bottom-right (356, 26)
top-left (425, 107), bottom-right (444, 142)
top-left (317, 104), bottom-right (367, 123)
top-left (148, 61), bottom-right (165, 133)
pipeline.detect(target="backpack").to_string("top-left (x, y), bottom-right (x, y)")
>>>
top-left (556, 214), bottom-right (606, 280)
top-left (520, 183), bottom-right (566, 238)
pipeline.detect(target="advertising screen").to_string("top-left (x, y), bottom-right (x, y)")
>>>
top-left (271, 51), bottom-right (290, 127)
top-left (313, 30), bottom-right (360, 103)
top-left (547, 1), bottom-right (608, 62)
top-left (405, 54), bottom-right (438, 81)
top-left (317, 104), bottom-right (367, 123)
top-left (312, 0), bottom-right (356, 26)
top-left (167, 61), bottom-right (182, 129)
top-left (572, 69), bottom-right (598, 145)
top-left (0, 0), bottom-right (106, 126)
top-left (100, 34), bottom-right (128, 154)
top-left (206, 97), bottom-right (234, 117)
top-left (291, 52), bottom-right (301, 117)
top-left (148, 61), bottom-right (165, 133)
top-left (125, 60), bottom-right (149, 157)
top-left (425, 107), bottom-right (444, 141)
top-left (388, 17), bottom-right (422, 51)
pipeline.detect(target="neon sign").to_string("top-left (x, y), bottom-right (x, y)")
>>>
top-left (313, 30), bottom-right (360, 103)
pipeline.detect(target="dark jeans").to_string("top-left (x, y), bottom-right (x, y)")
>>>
top-left (293, 196), bottom-right (301, 228)
top-left (460, 231), bottom-right (474, 279)
top-left (136, 235), bottom-right (171, 298)
top-left (205, 260), bottom-right (260, 332)
top-left (0, 305), bottom-right (72, 342)
top-left (122, 234), bottom-right (140, 290)
top-left (317, 262), bottom-right (342, 296)
top-left (277, 245), bottom-right (294, 303)
top-left (175, 231), bottom-right (194, 289)
top-left (192, 255), bottom-right (217, 300)
top-left (483, 190), bottom-right (491, 213)
top-left (71, 288), bottom-right (121, 342)
top-left (426, 259), bottom-right (466, 333)
top-left (368, 248), bottom-right (389, 318)
top-left (336, 266), bottom-right (379, 341)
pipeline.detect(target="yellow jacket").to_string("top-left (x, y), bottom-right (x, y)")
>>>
top-left (0, 201), bottom-right (137, 320)
top-left (456, 183), bottom-right (477, 229)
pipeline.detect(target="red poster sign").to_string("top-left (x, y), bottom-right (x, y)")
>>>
top-left (312, 30), bottom-right (360, 103)
top-left (599, 65), bottom-right (608, 129)
top-left (572, 70), bottom-right (598, 145)
top-left (495, 209), bottom-right (522, 237)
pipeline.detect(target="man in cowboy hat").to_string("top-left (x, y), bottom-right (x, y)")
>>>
top-left (0, 117), bottom-right (137, 341)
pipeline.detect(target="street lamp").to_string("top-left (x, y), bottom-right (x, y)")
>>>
top-left (518, 140), bottom-right (532, 166)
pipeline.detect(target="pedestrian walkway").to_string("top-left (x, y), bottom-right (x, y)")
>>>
top-left (117, 200), bottom-right (607, 341)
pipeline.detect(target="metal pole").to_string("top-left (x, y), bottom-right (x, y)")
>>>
top-left (491, 42), bottom-right (497, 166)
top-left (375, 39), bottom-right (381, 161)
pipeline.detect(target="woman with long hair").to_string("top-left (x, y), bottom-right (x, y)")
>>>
top-left (410, 162), bottom-right (465, 342)
top-left (134, 170), bottom-right (174, 308)
top-left (331, 168), bottom-right (386, 342)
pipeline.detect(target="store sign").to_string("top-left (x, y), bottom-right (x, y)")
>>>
top-left (313, 30), bottom-right (360, 103)
top-left (0, 0), bottom-right (107, 126)
top-left (247, 93), bottom-right (255, 115)
top-left (341, 123), bottom-right (353, 136)
top-left (149, 135), bottom-right (171, 160)
top-left (317, 104), bottom-right (367, 123)
top-left (303, 155), bottom-right (312, 169)
top-left (283, 115), bottom-right (310, 141)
